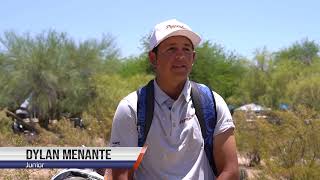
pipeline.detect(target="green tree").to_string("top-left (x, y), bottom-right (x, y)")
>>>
top-left (286, 75), bottom-right (320, 111)
top-left (119, 53), bottom-right (152, 77)
top-left (275, 38), bottom-right (319, 65)
top-left (191, 41), bottom-right (247, 99)
top-left (0, 31), bottom-right (120, 128)
top-left (266, 39), bottom-right (320, 109)
top-left (227, 48), bottom-right (270, 106)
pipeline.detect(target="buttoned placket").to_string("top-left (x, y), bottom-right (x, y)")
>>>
top-left (171, 102), bottom-right (177, 131)
top-left (166, 98), bottom-right (176, 136)
top-left (155, 99), bottom-right (171, 137)
top-left (170, 95), bottom-right (188, 137)
top-left (154, 80), bottom-right (192, 137)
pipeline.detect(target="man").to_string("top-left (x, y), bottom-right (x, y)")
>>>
top-left (109, 19), bottom-right (239, 180)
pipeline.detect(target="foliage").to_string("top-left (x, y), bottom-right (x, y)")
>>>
top-left (234, 111), bottom-right (271, 166)
top-left (87, 74), bottom-right (153, 120)
top-left (229, 39), bottom-right (320, 109)
top-left (275, 38), bottom-right (319, 65)
top-left (191, 41), bottom-right (248, 99)
top-left (286, 72), bottom-right (320, 111)
top-left (0, 31), bottom-right (120, 128)
top-left (119, 53), bottom-right (153, 77)
top-left (235, 107), bottom-right (320, 179)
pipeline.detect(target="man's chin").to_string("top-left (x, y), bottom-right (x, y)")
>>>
top-left (171, 73), bottom-right (189, 82)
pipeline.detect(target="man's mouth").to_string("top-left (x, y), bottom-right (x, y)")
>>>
top-left (172, 65), bottom-right (187, 69)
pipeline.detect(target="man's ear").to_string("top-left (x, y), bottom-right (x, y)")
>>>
top-left (192, 51), bottom-right (196, 64)
top-left (149, 51), bottom-right (157, 66)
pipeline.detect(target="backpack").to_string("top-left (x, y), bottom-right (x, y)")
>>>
top-left (136, 80), bottom-right (218, 175)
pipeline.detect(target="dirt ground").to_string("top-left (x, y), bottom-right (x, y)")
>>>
top-left (0, 169), bottom-right (59, 180)
top-left (238, 154), bottom-right (261, 179)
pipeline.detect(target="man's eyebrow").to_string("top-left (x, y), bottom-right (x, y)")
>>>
top-left (163, 42), bottom-right (193, 49)
top-left (166, 43), bottom-right (192, 46)
top-left (166, 42), bottom-right (177, 46)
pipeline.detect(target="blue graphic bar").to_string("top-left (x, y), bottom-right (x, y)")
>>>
top-left (0, 161), bottom-right (135, 169)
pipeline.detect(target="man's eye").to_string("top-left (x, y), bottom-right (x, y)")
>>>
top-left (183, 48), bottom-right (191, 52)
top-left (183, 48), bottom-right (192, 53)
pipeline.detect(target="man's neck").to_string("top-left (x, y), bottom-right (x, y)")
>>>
top-left (155, 77), bottom-right (187, 100)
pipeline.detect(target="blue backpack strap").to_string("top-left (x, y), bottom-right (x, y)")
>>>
top-left (136, 80), bottom-right (154, 147)
top-left (190, 81), bottom-right (218, 176)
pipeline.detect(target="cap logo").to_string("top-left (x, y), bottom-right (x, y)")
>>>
top-left (166, 24), bottom-right (186, 30)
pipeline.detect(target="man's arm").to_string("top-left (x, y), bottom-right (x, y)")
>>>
top-left (213, 128), bottom-right (239, 180)
top-left (110, 169), bottom-right (134, 180)
top-left (108, 95), bottom-right (138, 180)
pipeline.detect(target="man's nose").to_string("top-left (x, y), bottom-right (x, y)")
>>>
top-left (175, 49), bottom-right (185, 60)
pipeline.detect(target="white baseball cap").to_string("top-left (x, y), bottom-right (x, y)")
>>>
top-left (149, 19), bottom-right (201, 51)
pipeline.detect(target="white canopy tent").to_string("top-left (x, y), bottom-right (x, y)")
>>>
top-left (235, 103), bottom-right (270, 112)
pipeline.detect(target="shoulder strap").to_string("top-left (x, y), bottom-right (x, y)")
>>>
top-left (190, 81), bottom-right (218, 176)
top-left (137, 80), bottom-right (154, 147)
top-left (190, 82), bottom-right (207, 139)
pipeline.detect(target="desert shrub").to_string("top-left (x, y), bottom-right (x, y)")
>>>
top-left (86, 74), bottom-right (153, 140)
top-left (235, 107), bottom-right (320, 179)
top-left (234, 111), bottom-right (271, 167)
top-left (47, 118), bottom-right (96, 146)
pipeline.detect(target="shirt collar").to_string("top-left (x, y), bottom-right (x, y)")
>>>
top-left (153, 79), bottom-right (191, 105)
top-left (181, 79), bottom-right (191, 102)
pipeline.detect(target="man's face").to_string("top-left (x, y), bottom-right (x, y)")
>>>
top-left (149, 36), bottom-right (196, 82)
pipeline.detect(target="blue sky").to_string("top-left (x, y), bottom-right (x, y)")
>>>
top-left (1, 0), bottom-right (319, 59)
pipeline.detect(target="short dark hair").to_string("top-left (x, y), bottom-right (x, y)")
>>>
top-left (151, 46), bottom-right (158, 54)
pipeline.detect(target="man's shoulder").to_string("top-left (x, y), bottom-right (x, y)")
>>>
top-left (119, 91), bottom-right (138, 110)
top-left (192, 82), bottom-right (222, 101)
top-left (211, 91), bottom-right (222, 101)
top-left (194, 83), bottom-right (229, 113)
top-left (123, 91), bottom-right (138, 102)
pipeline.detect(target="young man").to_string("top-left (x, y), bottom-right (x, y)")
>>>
top-left (109, 19), bottom-right (239, 180)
